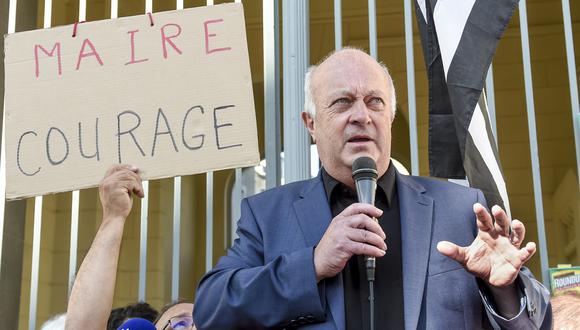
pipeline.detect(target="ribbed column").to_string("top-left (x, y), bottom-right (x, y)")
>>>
top-left (282, 0), bottom-right (310, 183)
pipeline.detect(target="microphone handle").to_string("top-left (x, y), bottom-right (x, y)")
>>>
top-left (365, 216), bottom-right (378, 281)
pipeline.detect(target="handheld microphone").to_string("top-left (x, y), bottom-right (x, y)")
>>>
top-left (352, 156), bottom-right (379, 330)
top-left (351, 156), bottom-right (378, 281)
top-left (117, 317), bottom-right (157, 330)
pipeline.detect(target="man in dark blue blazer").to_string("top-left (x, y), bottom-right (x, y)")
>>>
top-left (193, 48), bottom-right (551, 329)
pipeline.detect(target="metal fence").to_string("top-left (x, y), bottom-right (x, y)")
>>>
top-left (0, 0), bottom-right (578, 329)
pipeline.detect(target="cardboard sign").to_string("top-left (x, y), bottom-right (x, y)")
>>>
top-left (4, 3), bottom-right (259, 200)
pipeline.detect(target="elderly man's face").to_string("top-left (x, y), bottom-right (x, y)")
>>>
top-left (303, 50), bottom-right (394, 185)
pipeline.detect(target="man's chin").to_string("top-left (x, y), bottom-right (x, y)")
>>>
top-left (344, 152), bottom-right (376, 166)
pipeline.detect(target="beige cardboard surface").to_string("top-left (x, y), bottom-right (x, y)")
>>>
top-left (4, 3), bottom-right (259, 200)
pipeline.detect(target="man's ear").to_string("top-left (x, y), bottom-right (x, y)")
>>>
top-left (301, 111), bottom-right (315, 139)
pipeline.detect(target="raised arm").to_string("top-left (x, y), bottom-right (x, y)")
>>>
top-left (65, 165), bottom-right (143, 330)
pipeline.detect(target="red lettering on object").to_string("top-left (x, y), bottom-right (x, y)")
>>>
top-left (34, 43), bottom-right (62, 78)
top-left (76, 39), bottom-right (104, 70)
top-left (125, 30), bottom-right (149, 65)
top-left (203, 19), bottom-right (232, 55)
top-left (161, 23), bottom-right (183, 59)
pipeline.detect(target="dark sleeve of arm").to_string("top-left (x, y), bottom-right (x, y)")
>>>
top-left (480, 268), bottom-right (552, 330)
top-left (474, 190), bottom-right (553, 329)
top-left (193, 198), bottom-right (326, 329)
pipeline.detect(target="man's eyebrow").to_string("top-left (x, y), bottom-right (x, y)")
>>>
top-left (326, 89), bottom-right (355, 101)
top-left (169, 312), bottom-right (191, 318)
top-left (365, 89), bottom-right (386, 97)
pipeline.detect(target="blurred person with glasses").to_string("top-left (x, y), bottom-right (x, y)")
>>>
top-left (156, 301), bottom-right (195, 330)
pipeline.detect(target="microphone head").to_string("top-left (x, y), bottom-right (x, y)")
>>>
top-left (352, 156), bottom-right (378, 182)
top-left (117, 318), bottom-right (157, 330)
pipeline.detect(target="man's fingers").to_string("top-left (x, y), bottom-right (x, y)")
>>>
top-left (510, 219), bottom-right (525, 247)
top-left (129, 181), bottom-right (145, 198)
top-left (118, 171), bottom-right (144, 198)
top-left (491, 205), bottom-right (511, 237)
top-left (346, 215), bottom-right (386, 240)
top-left (104, 164), bottom-right (138, 178)
top-left (517, 242), bottom-right (536, 263)
top-left (437, 241), bottom-right (467, 265)
top-left (349, 241), bottom-right (386, 258)
top-left (341, 203), bottom-right (383, 219)
top-left (347, 228), bottom-right (387, 250)
top-left (474, 203), bottom-right (494, 233)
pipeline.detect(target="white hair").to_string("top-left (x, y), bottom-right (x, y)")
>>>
top-left (40, 314), bottom-right (66, 330)
top-left (304, 49), bottom-right (397, 118)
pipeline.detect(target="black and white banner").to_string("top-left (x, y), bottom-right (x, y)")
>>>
top-left (414, 0), bottom-right (518, 215)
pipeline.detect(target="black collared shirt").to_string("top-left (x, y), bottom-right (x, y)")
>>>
top-left (321, 163), bottom-right (405, 330)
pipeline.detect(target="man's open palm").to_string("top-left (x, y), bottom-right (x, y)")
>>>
top-left (437, 203), bottom-right (536, 287)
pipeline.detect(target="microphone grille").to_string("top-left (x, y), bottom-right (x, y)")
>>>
top-left (352, 157), bottom-right (378, 181)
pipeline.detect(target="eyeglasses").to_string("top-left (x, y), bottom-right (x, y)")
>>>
top-left (162, 315), bottom-right (194, 330)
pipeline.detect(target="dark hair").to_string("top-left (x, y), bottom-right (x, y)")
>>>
top-left (153, 300), bottom-right (194, 325)
top-left (107, 302), bottom-right (159, 330)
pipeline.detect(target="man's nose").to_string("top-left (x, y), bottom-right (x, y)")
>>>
top-left (349, 100), bottom-right (372, 124)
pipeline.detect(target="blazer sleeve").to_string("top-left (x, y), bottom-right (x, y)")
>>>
top-left (474, 190), bottom-right (553, 329)
top-left (193, 198), bottom-right (327, 329)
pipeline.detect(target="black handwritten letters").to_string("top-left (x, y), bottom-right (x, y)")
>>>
top-left (16, 105), bottom-right (242, 176)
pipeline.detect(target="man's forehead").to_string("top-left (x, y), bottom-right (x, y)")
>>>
top-left (162, 303), bottom-right (193, 317)
top-left (316, 49), bottom-right (386, 76)
top-left (313, 55), bottom-right (389, 96)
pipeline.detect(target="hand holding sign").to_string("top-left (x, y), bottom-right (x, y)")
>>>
top-left (99, 164), bottom-right (144, 222)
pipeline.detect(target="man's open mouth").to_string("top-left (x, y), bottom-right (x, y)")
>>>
top-left (348, 136), bottom-right (372, 143)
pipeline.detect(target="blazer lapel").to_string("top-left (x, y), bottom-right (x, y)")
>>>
top-left (293, 176), bottom-right (345, 330)
top-left (397, 173), bottom-right (434, 330)
top-left (293, 176), bottom-right (333, 247)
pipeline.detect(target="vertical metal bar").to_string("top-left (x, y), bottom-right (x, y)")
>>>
top-left (282, 0), bottom-right (310, 184)
top-left (68, 190), bottom-right (79, 296)
top-left (404, 0), bottom-right (419, 175)
top-left (518, 0), bottom-right (549, 286)
top-left (68, 0), bottom-right (87, 298)
top-left (138, 180), bottom-right (149, 301)
top-left (264, 0), bottom-right (281, 189)
top-left (137, 0), bottom-right (153, 302)
top-left (334, 0), bottom-right (342, 49)
top-left (110, 0), bottom-right (118, 18)
top-left (29, 197), bottom-right (43, 330)
top-left (230, 168), bottom-right (242, 244)
top-left (78, 0), bottom-right (86, 21)
top-left (204, 0), bottom-right (215, 275)
top-left (561, 0), bottom-right (580, 190)
top-left (205, 172), bottom-right (213, 272)
top-left (43, 0), bottom-right (52, 28)
top-left (171, 176), bottom-right (181, 300)
top-left (28, 2), bottom-right (52, 328)
top-left (0, 0), bottom-right (18, 282)
top-left (368, 0), bottom-right (377, 59)
top-left (0, 118), bottom-right (5, 274)
top-left (485, 65), bottom-right (498, 140)
top-left (170, 0), bottom-right (186, 305)
top-left (229, 0), bottom-right (244, 238)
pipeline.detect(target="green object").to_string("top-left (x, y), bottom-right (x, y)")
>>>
top-left (549, 265), bottom-right (580, 296)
